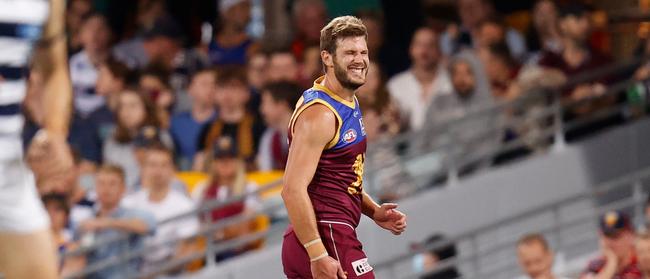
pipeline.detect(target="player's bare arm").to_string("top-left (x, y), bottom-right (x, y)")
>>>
top-left (26, 0), bottom-right (74, 192)
top-left (281, 104), bottom-right (346, 279)
top-left (361, 192), bottom-right (407, 235)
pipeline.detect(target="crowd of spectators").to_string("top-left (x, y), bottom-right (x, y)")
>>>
top-left (26, 0), bottom-right (650, 276)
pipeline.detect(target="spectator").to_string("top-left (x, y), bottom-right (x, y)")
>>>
top-left (247, 51), bottom-right (268, 94)
top-left (440, 0), bottom-right (527, 60)
top-left (208, 0), bottom-right (258, 65)
top-left (635, 231), bottom-right (650, 278)
top-left (195, 66), bottom-right (266, 171)
top-left (525, 0), bottom-right (562, 62)
top-left (387, 27), bottom-right (452, 131)
top-left (131, 127), bottom-right (181, 194)
top-left (76, 165), bottom-right (156, 279)
top-left (113, 16), bottom-right (183, 70)
top-left (474, 19), bottom-right (508, 52)
top-left (91, 57), bottom-right (132, 142)
top-left (257, 82), bottom-right (301, 171)
top-left (358, 61), bottom-right (402, 137)
top-left (170, 69), bottom-right (218, 170)
top-left (139, 62), bottom-right (175, 128)
top-left (422, 51), bottom-right (501, 176)
top-left (70, 13), bottom-right (113, 117)
top-left (537, 3), bottom-right (616, 140)
top-left (481, 42), bottom-right (521, 101)
top-left (266, 49), bottom-right (300, 83)
top-left (66, 0), bottom-right (92, 55)
top-left (411, 234), bottom-right (461, 279)
top-left (193, 136), bottom-right (261, 261)
top-left (580, 210), bottom-right (641, 279)
top-left (42, 193), bottom-right (85, 277)
top-left (516, 233), bottom-right (569, 279)
top-left (290, 0), bottom-right (328, 60)
top-left (356, 10), bottom-right (386, 69)
top-left (103, 89), bottom-right (162, 189)
top-left (122, 145), bottom-right (199, 273)
top-left (301, 46), bottom-right (324, 88)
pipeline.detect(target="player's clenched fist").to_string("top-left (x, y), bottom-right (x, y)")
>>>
top-left (311, 256), bottom-right (347, 279)
top-left (26, 130), bottom-right (74, 193)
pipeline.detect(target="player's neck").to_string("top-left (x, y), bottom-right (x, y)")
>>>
top-left (323, 74), bottom-right (355, 102)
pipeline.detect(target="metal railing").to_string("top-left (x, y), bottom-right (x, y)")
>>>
top-left (61, 57), bottom-right (648, 278)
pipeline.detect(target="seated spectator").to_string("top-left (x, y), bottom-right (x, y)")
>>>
top-left (580, 211), bottom-right (641, 279)
top-left (266, 48), bottom-right (300, 83)
top-left (474, 18), bottom-right (508, 53)
top-left (440, 0), bottom-right (527, 60)
top-left (91, 57), bottom-right (132, 142)
top-left (195, 66), bottom-right (266, 171)
top-left (139, 62), bottom-right (175, 128)
top-left (122, 145), bottom-right (199, 273)
top-left (193, 136), bottom-right (261, 261)
top-left (300, 46), bottom-right (323, 88)
top-left (170, 69), bottom-right (218, 170)
top-left (538, 3), bottom-right (618, 141)
top-left (356, 10), bottom-right (387, 72)
top-left (75, 165), bottom-right (156, 279)
top-left (481, 42), bottom-right (521, 101)
top-left (208, 0), bottom-right (258, 65)
top-left (113, 16), bottom-right (183, 70)
top-left (635, 231), bottom-right (650, 278)
top-left (42, 193), bottom-right (85, 277)
top-left (411, 233), bottom-right (461, 279)
top-left (69, 13), bottom-right (112, 117)
top-left (257, 82), bottom-right (301, 171)
top-left (290, 0), bottom-right (328, 61)
top-left (131, 127), bottom-right (182, 194)
top-left (358, 61), bottom-right (403, 137)
top-left (422, 51), bottom-right (501, 176)
top-left (388, 26), bottom-right (452, 131)
top-left (525, 0), bottom-right (562, 63)
top-left (103, 89), bottom-right (164, 189)
top-left (66, 0), bottom-right (92, 54)
top-left (516, 233), bottom-right (569, 279)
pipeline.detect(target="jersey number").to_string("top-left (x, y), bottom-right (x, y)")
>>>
top-left (348, 154), bottom-right (365, 195)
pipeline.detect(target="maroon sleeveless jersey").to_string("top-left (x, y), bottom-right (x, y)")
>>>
top-left (287, 77), bottom-right (368, 228)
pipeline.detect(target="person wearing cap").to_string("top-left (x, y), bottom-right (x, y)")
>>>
top-left (580, 211), bottom-right (641, 279)
top-left (192, 136), bottom-right (261, 261)
top-left (208, 0), bottom-right (259, 66)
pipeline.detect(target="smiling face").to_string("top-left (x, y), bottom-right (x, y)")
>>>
top-left (323, 36), bottom-right (369, 91)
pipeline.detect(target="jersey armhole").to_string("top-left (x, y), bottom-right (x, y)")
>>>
top-left (289, 100), bottom-right (342, 150)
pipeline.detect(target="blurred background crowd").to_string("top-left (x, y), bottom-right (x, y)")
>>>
top-left (27, 0), bottom-right (650, 278)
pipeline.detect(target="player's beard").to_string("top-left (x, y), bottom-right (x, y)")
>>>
top-left (333, 58), bottom-right (367, 91)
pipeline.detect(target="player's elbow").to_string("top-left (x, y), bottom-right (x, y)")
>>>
top-left (281, 183), bottom-right (304, 202)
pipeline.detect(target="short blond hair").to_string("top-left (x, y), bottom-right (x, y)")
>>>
top-left (97, 164), bottom-right (126, 183)
top-left (517, 233), bottom-right (550, 251)
top-left (320, 16), bottom-right (367, 54)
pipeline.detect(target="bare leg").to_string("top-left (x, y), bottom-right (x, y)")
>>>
top-left (0, 229), bottom-right (58, 279)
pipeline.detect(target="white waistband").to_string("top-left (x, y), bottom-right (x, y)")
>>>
top-left (318, 220), bottom-right (355, 231)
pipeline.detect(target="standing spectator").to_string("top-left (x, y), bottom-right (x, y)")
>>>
top-left (76, 165), bottom-right (156, 279)
top-left (635, 231), bottom-right (650, 278)
top-left (517, 233), bottom-right (569, 279)
top-left (113, 16), bottom-right (183, 70)
top-left (440, 0), bottom-right (527, 60)
top-left (388, 27), bottom-right (452, 131)
top-left (90, 57), bottom-right (132, 142)
top-left (208, 0), bottom-right (258, 65)
top-left (170, 69), bottom-right (218, 170)
top-left (193, 136), bottom-right (261, 261)
top-left (257, 82), bottom-right (301, 171)
top-left (103, 90), bottom-right (162, 189)
top-left (195, 66), bottom-right (266, 171)
top-left (290, 0), bottom-right (328, 60)
top-left (122, 145), bottom-right (199, 273)
top-left (69, 13), bottom-right (113, 117)
top-left (580, 211), bottom-right (641, 279)
top-left (266, 49), bottom-right (300, 83)
top-left (525, 0), bottom-right (562, 62)
top-left (139, 62), bottom-right (175, 128)
top-left (411, 234), bottom-right (461, 279)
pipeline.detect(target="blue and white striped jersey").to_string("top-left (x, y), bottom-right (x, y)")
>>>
top-left (0, 0), bottom-right (48, 160)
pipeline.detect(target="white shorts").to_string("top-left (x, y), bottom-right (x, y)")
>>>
top-left (0, 157), bottom-right (49, 233)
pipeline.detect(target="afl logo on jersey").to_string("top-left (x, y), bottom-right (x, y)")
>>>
top-left (343, 129), bottom-right (357, 143)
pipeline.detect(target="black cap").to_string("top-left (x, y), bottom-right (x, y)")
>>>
top-left (559, 2), bottom-right (589, 19)
top-left (599, 210), bottom-right (632, 237)
top-left (133, 126), bottom-right (163, 148)
top-left (143, 16), bottom-right (184, 42)
top-left (212, 136), bottom-right (239, 159)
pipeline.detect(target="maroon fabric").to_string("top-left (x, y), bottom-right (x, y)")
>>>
top-left (271, 131), bottom-right (288, 170)
top-left (203, 183), bottom-right (245, 222)
top-left (282, 222), bottom-right (375, 279)
top-left (538, 49), bottom-right (613, 94)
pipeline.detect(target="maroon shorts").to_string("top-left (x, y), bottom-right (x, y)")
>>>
top-left (282, 221), bottom-right (375, 279)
